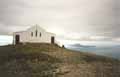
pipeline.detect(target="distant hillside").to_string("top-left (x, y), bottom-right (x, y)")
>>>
top-left (0, 43), bottom-right (120, 77)
top-left (68, 43), bottom-right (96, 48)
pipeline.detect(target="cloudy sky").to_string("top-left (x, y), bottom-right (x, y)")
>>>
top-left (0, 0), bottom-right (120, 42)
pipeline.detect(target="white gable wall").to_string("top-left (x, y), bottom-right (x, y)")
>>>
top-left (13, 25), bottom-right (56, 44)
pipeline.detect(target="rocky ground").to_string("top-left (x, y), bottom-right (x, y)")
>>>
top-left (0, 43), bottom-right (120, 77)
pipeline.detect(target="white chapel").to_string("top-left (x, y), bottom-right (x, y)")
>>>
top-left (13, 25), bottom-right (56, 44)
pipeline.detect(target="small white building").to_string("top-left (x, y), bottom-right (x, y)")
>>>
top-left (13, 25), bottom-right (56, 44)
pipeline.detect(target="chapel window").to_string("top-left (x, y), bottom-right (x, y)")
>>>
top-left (35, 30), bottom-right (38, 37)
top-left (31, 32), bottom-right (33, 37)
top-left (40, 32), bottom-right (41, 37)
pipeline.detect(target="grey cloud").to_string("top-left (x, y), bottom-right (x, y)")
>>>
top-left (0, 0), bottom-right (120, 41)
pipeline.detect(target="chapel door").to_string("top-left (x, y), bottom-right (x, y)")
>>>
top-left (51, 36), bottom-right (55, 44)
top-left (15, 35), bottom-right (20, 44)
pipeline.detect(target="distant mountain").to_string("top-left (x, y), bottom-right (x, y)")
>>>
top-left (68, 43), bottom-right (96, 48)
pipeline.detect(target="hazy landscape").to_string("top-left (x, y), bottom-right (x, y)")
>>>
top-left (66, 43), bottom-right (120, 60)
